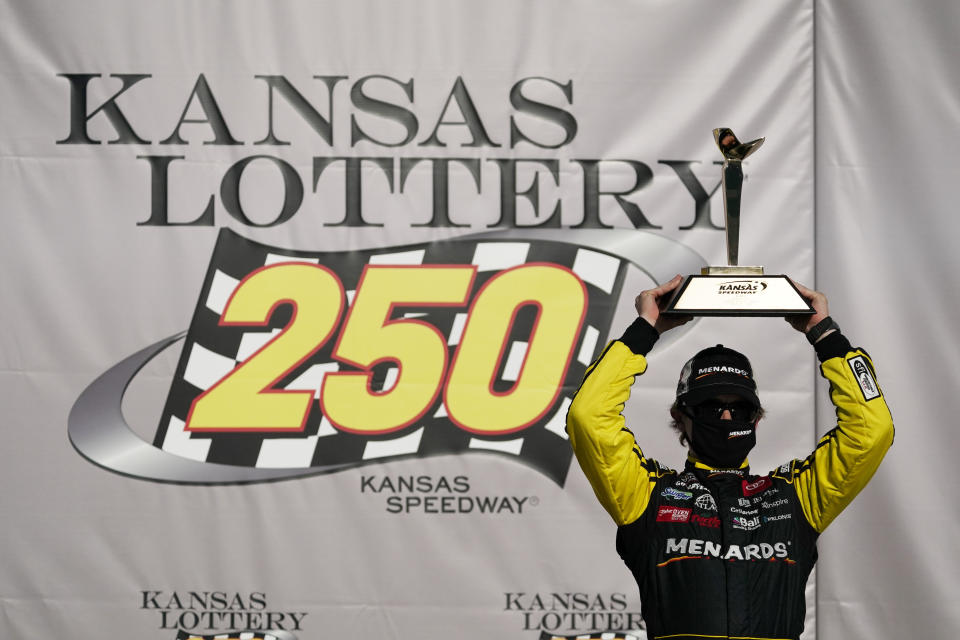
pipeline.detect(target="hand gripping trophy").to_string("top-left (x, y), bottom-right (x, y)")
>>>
top-left (663, 128), bottom-right (814, 316)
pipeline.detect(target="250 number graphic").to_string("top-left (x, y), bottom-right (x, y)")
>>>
top-left (186, 263), bottom-right (587, 436)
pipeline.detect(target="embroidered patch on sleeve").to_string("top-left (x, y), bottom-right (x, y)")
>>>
top-left (848, 355), bottom-right (881, 401)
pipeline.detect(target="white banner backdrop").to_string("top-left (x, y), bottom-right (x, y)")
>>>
top-left (20, 1), bottom-right (960, 639)
top-left (815, 1), bottom-right (960, 638)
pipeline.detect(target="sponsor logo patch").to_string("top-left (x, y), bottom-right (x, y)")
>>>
top-left (657, 506), bottom-right (692, 523)
top-left (742, 476), bottom-right (771, 496)
top-left (696, 365), bottom-right (751, 376)
top-left (690, 513), bottom-right (721, 528)
top-left (695, 493), bottom-right (717, 512)
top-left (732, 516), bottom-right (761, 531)
top-left (663, 538), bottom-right (790, 562)
top-left (763, 513), bottom-right (792, 522)
top-left (703, 466), bottom-right (745, 476)
top-left (674, 473), bottom-right (707, 491)
top-left (849, 355), bottom-right (881, 401)
top-left (661, 487), bottom-right (693, 501)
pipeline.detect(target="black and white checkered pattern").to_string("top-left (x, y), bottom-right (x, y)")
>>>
top-left (154, 228), bottom-right (627, 486)
top-left (175, 632), bottom-right (289, 640)
top-left (538, 633), bottom-right (642, 640)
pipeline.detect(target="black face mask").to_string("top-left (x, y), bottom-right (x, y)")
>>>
top-left (686, 414), bottom-right (757, 469)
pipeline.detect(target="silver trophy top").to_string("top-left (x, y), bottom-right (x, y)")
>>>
top-left (711, 128), bottom-right (764, 270)
top-left (714, 127), bottom-right (764, 163)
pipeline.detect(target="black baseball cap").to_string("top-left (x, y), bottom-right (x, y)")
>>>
top-left (676, 344), bottom-right (759, 407)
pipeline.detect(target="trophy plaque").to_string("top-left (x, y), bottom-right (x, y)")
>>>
top-left (662, 128), bottom-right (815, 317)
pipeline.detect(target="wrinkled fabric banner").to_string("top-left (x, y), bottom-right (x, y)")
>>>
top-left (815, 1), bottom-right (960, 638)
top-left (1, 2), bottom-right (824, 640)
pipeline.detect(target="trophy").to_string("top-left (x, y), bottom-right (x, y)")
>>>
top-left (662, 128), bottom-right (814, 316)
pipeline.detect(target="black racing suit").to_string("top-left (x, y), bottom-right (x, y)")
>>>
top-left (566, 319), bottom-right (894, 640)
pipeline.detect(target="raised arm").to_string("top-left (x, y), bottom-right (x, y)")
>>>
top-left (566, 276), bottom-right (690, 525)
top-left (782, 284), bottom-right (895, 532)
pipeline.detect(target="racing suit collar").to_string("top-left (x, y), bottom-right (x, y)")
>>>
top-left (685, 454), bottom-right (750, 477)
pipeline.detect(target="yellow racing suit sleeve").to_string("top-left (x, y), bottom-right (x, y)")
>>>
top-left (567, 320), bottom-right (663, 526)
top-left (791, 333), bottom-right (895, 533)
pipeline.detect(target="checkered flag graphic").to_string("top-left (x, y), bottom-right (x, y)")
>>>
top-left (154, 228), bottom-right (628, 486)
top-left (539, 633), bottom-right (641, 640)
top-left (174, 632), bottom-right (293, 640)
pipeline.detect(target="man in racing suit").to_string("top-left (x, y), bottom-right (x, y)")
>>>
top-left (566, 276), bottom-right (894, 640)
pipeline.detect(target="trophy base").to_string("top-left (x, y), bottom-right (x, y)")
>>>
top-left (701, 265), bottom-right (764, 276)
top-left (662, 274), bottom-right (815, 317)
